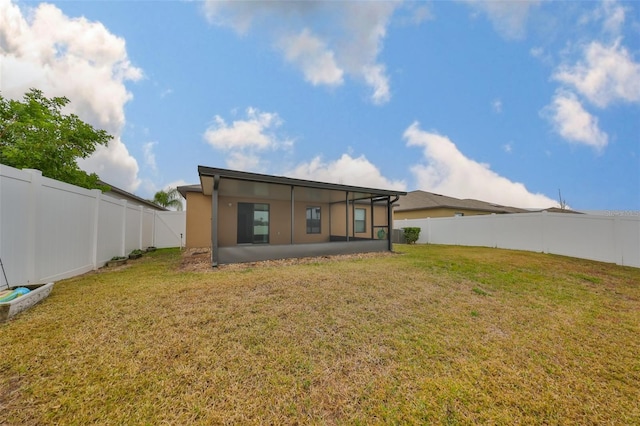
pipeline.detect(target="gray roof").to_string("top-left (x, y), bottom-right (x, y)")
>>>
top-left (395, 190), bottom-right (529, 214)
top-left (177, 184), bottom-right (202, 199)
top-left (99, 180), bottom-right (167, 211)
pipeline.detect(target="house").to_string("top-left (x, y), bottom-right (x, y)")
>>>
top-left (178, 166), bottom-right (406, 266)
top-left (394, 190), bottom-right (528, 219)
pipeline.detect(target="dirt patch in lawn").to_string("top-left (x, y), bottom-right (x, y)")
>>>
top-left (179, 247), bottom-right (398, 272)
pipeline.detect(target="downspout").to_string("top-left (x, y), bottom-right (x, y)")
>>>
top-left (211, 175), bottom-right (220, 267)
top-left (370, 198), bottom-right (374, 240)
top-left (345, 192), bottom-right (349, 242)
top-left (351, 195), bottom-right (355, 239)
top-left (387, 195), bottom-right (400, 251)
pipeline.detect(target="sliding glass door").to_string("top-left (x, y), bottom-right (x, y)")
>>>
top-left (237, 203), bottom-right (269, 244)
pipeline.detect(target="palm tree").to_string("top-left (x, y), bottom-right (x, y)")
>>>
top-left (151, 188), bottom-right (183, 211)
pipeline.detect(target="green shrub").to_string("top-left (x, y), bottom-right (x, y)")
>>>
top-left (403, 227), bottom-right (421, 244)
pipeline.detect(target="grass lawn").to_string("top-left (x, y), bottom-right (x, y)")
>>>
top-left (1, 245), bottom-right (639, 425)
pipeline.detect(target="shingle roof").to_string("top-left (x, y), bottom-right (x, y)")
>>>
top-left (395, 190), bottom-right (529, 214)
top-left (99, 180), bottom-right (167, 211)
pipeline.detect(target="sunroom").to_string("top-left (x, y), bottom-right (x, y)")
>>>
top-left (178, 166), bottom-right (406, 266)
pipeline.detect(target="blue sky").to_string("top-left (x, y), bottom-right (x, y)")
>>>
top-left (2, 0), bottom-right (639, 210)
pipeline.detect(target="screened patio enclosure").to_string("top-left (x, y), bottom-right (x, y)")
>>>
top-left (197, 166), bottom-right (406, 266)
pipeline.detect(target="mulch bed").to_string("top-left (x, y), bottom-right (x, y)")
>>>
top-left (179, 247), bottom-right (398, 272)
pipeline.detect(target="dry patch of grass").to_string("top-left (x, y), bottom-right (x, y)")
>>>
top-left (1, 245), bottom-right (639, 424)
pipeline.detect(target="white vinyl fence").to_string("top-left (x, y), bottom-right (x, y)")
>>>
top-left (0, 165), bottom-right (186, 287)
top-left (395, 212), bottom-right (640, 268)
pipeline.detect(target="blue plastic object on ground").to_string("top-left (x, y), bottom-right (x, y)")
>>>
top-left (0, 287), bottom-right (31, 303)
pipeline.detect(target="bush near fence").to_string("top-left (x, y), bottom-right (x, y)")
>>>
top-left (395, 212), bottom-right (640, 268)
top-left (0, 165), bottom-right (186, 287)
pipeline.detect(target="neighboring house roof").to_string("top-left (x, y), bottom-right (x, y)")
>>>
top-left (194, 166), bottom-right (407, 202)
top-left (177, 184), bottom-right (202, 199)
top-left (537, 207), bottom-right (584, 214)
top-left (395, 190), bottom-right (529, 214)
top-left (99, 180), bottom-right (167, 211)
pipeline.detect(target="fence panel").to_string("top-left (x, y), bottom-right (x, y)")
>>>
top-left (37, 175), bottom-right (97, 282)
top-left (544, 214), bottom-right (616, 264)
top-left (154, 211), bottom-right (186, 248)
top-left (142, 209), bottom-right (155, 248)
top-left (395, 212), bottom-right (640, 268)
top-left (96, 196), bottom-right (127, 263)
top-left (617, 217), bottom-right (640, 267)
top-left (1, 165), bottom-right (188, 286)
top-left (493, 213), bottom-right (544, 252)
top-left (124, 204), bottom-right (142, 255)
top-left (0, 166), bottom-right (32, 287)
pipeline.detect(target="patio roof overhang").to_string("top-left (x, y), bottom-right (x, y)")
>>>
top-left (198, 166), bottom-right (406, 203)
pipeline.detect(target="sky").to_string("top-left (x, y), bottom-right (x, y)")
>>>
top-left (1, 0), bottom-right (639, 211)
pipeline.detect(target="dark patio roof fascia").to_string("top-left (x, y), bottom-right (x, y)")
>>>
top-left (198, 166), bottom-right (407, 199)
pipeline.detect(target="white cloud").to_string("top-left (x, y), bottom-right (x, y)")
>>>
top-left (288, 154), bottom-right (406, 191)
top-left (362, 63), bottom-right (391, 105)
top-left (204, 107), bottom-right (286, 151)
top-left (278, 28), bottom-right (343, 86)
top-left (202, 1), bottom-right (399, 104)
top-left (554, 39), bottom-right (640, 108)
top-left (404, 122), bottom-right (557, 209)
top-left (78, 137), bottom-right (140, 187)
top-left (203, 107), bottom-right (293, 172)
top-left (462, 0), bottom-right (541, 40)
top-left (583, 0), bottom-right (627, 36)
top-left (143, 141), bottom-right (158, 173)
top-left (600, 0), bottom-right (626, 35)
top-left (226, 152), bottom-right (262, 172)
top-left (502, 143), bottom-right (513, 153)
top-left (543, 90), bottom-right (609, 150)
top-left (492, 98), bottom-right (503, 113)
top-left (0, 0), bottom-right (143, 191)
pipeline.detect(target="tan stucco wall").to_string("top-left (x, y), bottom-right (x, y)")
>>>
top-left (330, 203), bottom-right (389, 237)
top-left (394, 208), bottom-right (493, 220)
top-left (185, 194), bottom-right (392, 248)
top-left (184, 192), bottom-right (211, 248)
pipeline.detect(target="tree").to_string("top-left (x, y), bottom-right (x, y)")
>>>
top-left (558, 189), bottom-right (567, 210)
top-left (151, 188), bottom-right (183, 211)
top-left (0, 88), bottom-right (112, 190)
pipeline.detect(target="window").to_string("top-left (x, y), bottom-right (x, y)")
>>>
top-left (454, 212), bottom-right (464, 217)
top-left (355, 208), bottom-right (366, 233)
top-left (237, 203), bottom-right (269, 244)
top-left (306, 207), bottom-right (321, 234)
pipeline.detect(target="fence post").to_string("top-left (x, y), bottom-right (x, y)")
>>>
top-left (138, 205), bottom-right (144, 250)
top-left (152, 211), bottom-right (157, 248)
top-left (25, 169), bottom-right (42, 284)
top-left (91, 189), bottom-right (102, 270)
top-left (613, 216), bottom-right (624, 266)
top-left (541, 211), bottom-right (548, 254)
top-left (120, 200), bottom-right (127, 257)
